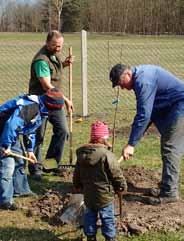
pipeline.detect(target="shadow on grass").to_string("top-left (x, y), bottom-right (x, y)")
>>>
top-left (28, 173), bottom-right (73, 196)
top-left (0, 227), bottom-right (84, 241)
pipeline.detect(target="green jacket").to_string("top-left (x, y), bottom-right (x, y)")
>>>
top-left (29, 45), bottom-right (63, 95)
top-left (73, 144), bottom-right (127, 211)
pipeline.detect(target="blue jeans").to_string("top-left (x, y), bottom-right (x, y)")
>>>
top-left (0, 155), bottom-right (32, 205)
top-left (84, 202), bottom-right (116, 239)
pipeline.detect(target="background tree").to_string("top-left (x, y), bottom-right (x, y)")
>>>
top-left (60, 0), bottom-right (81, 32)
top-left (52, 0), bottom-right (64, 30)
top-left (0, 0), bottom-right (183, 34)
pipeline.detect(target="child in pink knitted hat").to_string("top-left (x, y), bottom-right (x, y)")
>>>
top-left (73, 121), bottom-right (127, 241)
top-left (90, 121), bottom-right (111, 146)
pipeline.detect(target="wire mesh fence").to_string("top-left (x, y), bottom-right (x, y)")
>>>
top-left (0, 33), bottom-right (184, 163)
top-left (87, 36), bottom-right (184, 120)
top-left (0, 40), bottom-right (82, 110)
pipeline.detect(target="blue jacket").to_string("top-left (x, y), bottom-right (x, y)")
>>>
top-left (0, 94), bottom-right (48, 152)
top-left (129, 65), bottom-right (184, 146)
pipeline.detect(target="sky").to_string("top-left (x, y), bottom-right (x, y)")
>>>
top-left (17, 0), bottom-right (37, 3)
top-left (0, 0), bottom-right (38, 5)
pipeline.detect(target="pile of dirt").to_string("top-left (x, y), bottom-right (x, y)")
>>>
top-left (26, 166), bottom-right (184, 235)
top-left (26, 189), bottom-right (71, 225)
top-left (123, 165), bottom-right (161, 190)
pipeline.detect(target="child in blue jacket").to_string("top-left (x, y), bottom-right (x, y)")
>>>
top-left (0, 88), bottom-right (64, 210)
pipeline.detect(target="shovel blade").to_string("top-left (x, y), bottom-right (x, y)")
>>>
top-left (60, 194), bottom-right (84, 225)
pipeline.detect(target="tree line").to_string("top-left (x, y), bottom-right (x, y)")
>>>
top-left (0, 0), bottom-right (183, 34)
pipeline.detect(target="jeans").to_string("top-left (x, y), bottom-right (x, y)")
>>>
top-left (13, 159), bottom-right (32, 197)
top-left (84, 202), bottom-right (116, 239)
top-left (160, 116), bottom-right (184, 197)
top-left (28, 108), bottom-right (69, 174)
top-left (0, 155), bottom-right (32, 205)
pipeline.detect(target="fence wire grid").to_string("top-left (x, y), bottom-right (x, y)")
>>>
top-left (0, 33), bottom-right (184, 162)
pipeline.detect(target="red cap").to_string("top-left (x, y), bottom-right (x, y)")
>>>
top-left (90, 121), bottom-right (109, 142)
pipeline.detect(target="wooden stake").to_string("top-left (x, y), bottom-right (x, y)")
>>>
top-left (69, 46), bottom-right (73, 164)
top-left (112, 87), bottom-right (120, 152)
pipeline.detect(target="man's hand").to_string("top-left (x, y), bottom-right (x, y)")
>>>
top-left (62, 55), bottom-right (75, 68)
top-left (27, 152), bottom-right (37, 164)
top-left (122, 144), bottom-right (134, 160)
top-left (63, 96), bottom-right (74, 113)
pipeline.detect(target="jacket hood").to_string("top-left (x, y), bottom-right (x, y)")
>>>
top-left (76, 144), bottom-right (108, 166)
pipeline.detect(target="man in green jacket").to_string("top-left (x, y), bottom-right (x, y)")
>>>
top-left (28, 30), bottom-right (73, 180)
top-left (73, 121), bottom-right (127, 241)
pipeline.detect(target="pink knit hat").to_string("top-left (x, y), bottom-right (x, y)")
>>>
top-left (90, 121), bottom-right (109, 142)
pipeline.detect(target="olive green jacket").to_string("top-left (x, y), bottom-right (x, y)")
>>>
top-left (29, 45), bottom-right (63, 95)
top-left (73, 144), bottom-right (127, 211)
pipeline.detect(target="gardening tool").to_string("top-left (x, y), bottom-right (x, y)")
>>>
top-left (69, 46), bottom-right (73, 165)
top-left (111, 87), bottom-right (120, 152)
top-left (117, 191), bottom-right (123, 219)
top-left (60, 193), bottom-right (85, 227)
top-left (117, 156), bottom-right (124, 163)
top-left (117, 156), bottom-right (126, 220)
top-left (0, 149), bottom-right (36, 164)
top-left (42, 164), bottom-right (75, 173)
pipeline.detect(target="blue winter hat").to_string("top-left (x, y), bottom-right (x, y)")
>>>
top-left (44, 88), bottom-right (64, 110)
top-left (109, 64), bottom-right (127, 88)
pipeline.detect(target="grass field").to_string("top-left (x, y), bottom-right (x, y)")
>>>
top-left (0, 32), bottom-right (184, 241)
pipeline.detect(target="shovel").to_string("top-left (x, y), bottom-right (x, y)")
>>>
top-left (60, 193), bottom-right (85, 227)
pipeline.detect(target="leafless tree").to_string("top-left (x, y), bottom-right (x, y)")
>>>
top-left (52, 0), bottom-right (64, 30)
top-left (0, 0), bottom-right (183, 34)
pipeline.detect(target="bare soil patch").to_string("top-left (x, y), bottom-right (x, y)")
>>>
top-left (26, 166), bottom-right (184, 236)
top-left (117, 166), bottom-right (184, 235)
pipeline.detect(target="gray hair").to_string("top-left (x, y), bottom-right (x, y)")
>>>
top-left (46, 30), bottom-right (63, 43)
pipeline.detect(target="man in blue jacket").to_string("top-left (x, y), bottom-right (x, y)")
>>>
top-left (109, 64), bottom-right (184, 204)
top-left (0, 88), bottom-right (64, 210)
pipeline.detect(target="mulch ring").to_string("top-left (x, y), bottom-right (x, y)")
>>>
top-left (26, 166), bottom-right (184, 235)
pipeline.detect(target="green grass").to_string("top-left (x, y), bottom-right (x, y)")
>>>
top-left (0, 33), bottom-right (184, 241)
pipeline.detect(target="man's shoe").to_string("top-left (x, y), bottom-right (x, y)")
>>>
top-left (148, 196), bottom-right (179, 205)
top-left (147, 188), bottom-right (160, 197)
top-left (0, 202), bottom-right (18, 211)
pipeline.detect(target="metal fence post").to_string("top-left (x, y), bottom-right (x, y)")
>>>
top-left (81, 29), bottom-right (88, 117)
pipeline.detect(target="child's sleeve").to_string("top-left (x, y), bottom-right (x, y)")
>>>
top-left (105, 151), bottom-right (127, 192)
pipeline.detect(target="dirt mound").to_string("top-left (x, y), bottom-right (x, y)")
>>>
top-left (26, 190), bottom-right (71, 225)
top-left (26, 166), bottom-right (184, 235)
top-left (123, 165), bottom-right (161, 188)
